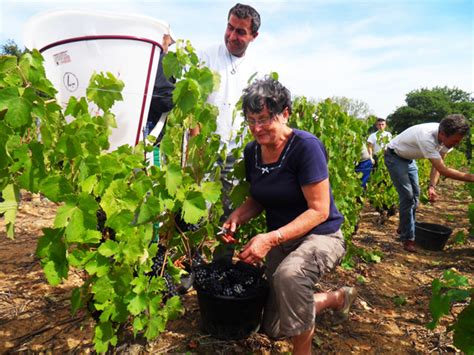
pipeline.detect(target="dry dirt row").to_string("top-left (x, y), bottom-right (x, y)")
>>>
top-left (0, 178), bottom-right (472, 354)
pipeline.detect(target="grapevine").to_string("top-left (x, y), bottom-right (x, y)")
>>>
top-left (0, 41), bottom-right (228, 352)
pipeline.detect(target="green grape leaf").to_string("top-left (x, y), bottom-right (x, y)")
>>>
top-left (164, 295), bottom-right (183, 320)
top-left (144, 314), bottom-right (166, 340)
top-left (110, 300), bottom-right (128, 323)
top-left (98, 240), bottom-right (120, 257)
top-left (130, 274), bottom-right (148, 294)
top-left (165, 163), bottom-right (182, 196)
top-left (86, 72), bottom-right (124, 112)
top-left (94, 321), bottom-right (117, 353)
top-left (127, 292), bottom-right (148, 316)
top-left (68, 248), bottom-right (95, 267)
top-left (65, 96), bottom-right (89, 117)
top-left (230, 181), bottom-right (250, 208)
top-left (98, 303), bottom-right (114, 323)
top-left (121, 232), bottom-right (145, 264)
top-left (148, 295), bottom-right (163, 315)
top-left (132, 316), bottom-right (147, 336)
top-left (428, 294), bottom-right (452, 329)
top-left (136, 195), bottom-right (161, 225)
top-left (63, 206), bottom-right (88, 243)
top-left (36, 228), bottom-right (68, 286)
top-left (0, 184), bottom-right (20, 239)
top-left (85, 253), bottom-right (110, 277)
top-left (54, 202), bottom-right (76, 228)
top-left (40, 175), bottom-right (74, 202)
top-left (173, 79), bottom-right (200, 114)
top-left (71, 287), bottom-right (84, 315)
top-left (101, 180), bottom-right (139, 217)
top-left (106, 210), bottom-right (134, 231)
top-left (91, 275), bottom-right (114, 304)
top-left (182, 191), bottom-right (207, 224)
top-left (114, 267), bottom-right (134, 296)
top-left (81, 175), bottom-right (98, 194)
top-left (162, 51), bottom-right (179, 79)
top-left (443, 269), bottom-right (469, 288)
top-left (42, 260), bottom-right (66, 286)
top-left (446, 288), bottom-right (471, 303)
top-left (198, 67), bottom-right (217, 98)
top-left (5, 95), bottom-right (32, 128)
top-left (159, 133), bottom-right (174, 156)
top-left (0, 55), bottom-right (17, 73)
top-left (201, 181), bottom-right (221, 203)
top-left (452, 301), bottom-right (474, 354)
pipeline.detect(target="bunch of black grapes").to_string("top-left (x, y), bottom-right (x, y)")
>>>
top-left (194, 260), bottom-right (266, 298)
top-left (96, 207), bottom-right (116, 240)
top-left (147, 245), bottom-right (179, 299)
top-left (174, 212), bottom-right (202, 232)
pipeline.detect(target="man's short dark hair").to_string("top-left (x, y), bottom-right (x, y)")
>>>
top-left (242, 76), bottom-right (292, 117)
top-left (439, 114), bottom-right (470, 137)
top-left (228, 3), bottom-right (261, 34)
top-left (376, 117), bottom-right (386, 122)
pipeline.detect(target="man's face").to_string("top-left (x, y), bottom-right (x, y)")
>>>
top-left (439, 132), bottom-right (465, 149)
top-left (376, 121), bottom-right (386, 131)
top-left (224, 14), bottom-right (258, 57)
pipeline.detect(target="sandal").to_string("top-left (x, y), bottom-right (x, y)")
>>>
top-left (333, 286), bottom-right (357, 324)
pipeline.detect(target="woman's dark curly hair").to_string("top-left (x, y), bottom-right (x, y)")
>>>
top-left (242, 76), bottom-right (292, 118)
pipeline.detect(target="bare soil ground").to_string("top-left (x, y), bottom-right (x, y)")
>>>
top-left (1, 178), bottom-right (472, 354)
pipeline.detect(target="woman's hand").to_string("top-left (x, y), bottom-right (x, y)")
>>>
top-left (221, 197), bottom-right (264, 244)
top-left (221, 213), bottom-right (241, 244)
top-left (238, 232), bottom-right (278, 264)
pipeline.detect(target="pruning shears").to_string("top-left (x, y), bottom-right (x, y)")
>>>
top-left (217, 226), bottom-right (237, 244)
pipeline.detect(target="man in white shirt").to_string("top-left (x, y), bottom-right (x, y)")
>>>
top-left (195, 3), bottom-right (261, 225)
top-left (367, 117), bottom-right (392, 167)
top-left (384, 114), bottom-right (473, 252)
top-left (197, 3), bottom-right (261, 152)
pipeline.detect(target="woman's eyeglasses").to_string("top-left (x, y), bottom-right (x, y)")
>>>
top-left (245, 116), bottom-right (275, 127)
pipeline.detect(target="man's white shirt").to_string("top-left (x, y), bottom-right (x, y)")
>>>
top-left (198, 43), bottom-right (260, 150)
top-left (387, 123), bottom-right (451, 160)
top-left (367, 130), bottom-right (392, 155)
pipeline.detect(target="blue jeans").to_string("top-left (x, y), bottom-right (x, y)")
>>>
top-left (384, 150), bottom-right (419, 241)
top-left (355, 159), bottom-right (373, 189)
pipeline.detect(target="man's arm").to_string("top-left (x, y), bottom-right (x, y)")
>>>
top-left (367, 142), bottom-right (375, 163)
top-left (367, 133), bottom-right (376, 161)
top-left (429, 157), bottom-right (474, 183)
top-left (428, 156), bottom-right (442, 201)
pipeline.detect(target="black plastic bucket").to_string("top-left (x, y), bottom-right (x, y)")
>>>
top-left (193, 260), bottom-right (268, 340)
top-left (415, 222), bottom-right (452, 251)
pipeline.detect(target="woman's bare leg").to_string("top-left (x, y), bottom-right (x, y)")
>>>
top-left (291, 289), bottom-right (346, 355)
top-left (314, 289), bottom-right (345, 313)
top-left (292, 326), bottom-right (315, 355)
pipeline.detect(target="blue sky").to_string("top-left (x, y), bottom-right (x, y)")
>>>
top-left (1, 0), bottom-right (472, 117)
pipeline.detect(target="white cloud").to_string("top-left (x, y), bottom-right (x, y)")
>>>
top-left (350, 34), bottom-right (430, 50)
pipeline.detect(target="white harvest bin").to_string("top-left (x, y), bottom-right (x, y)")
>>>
top-left (23, 10), bottom-right (171, 150)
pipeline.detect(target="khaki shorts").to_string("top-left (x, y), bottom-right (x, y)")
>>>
top-left (262, 230), bottom-right (345, 338)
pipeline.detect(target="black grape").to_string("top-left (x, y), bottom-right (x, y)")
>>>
top-left (193, 260), bottom-right (266, 298)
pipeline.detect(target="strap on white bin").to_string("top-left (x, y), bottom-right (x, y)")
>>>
top-left (149, 112), bottom-right (168, 141)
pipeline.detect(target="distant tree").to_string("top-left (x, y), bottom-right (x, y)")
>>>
top-left (388, 86), bottom-right (473, 133)
top-left (1, 39), bottom-right (26, 58)
top-left (329, 96), bottom-right (373, 120)
top-left (388, 86), bottom-right (473, 160)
